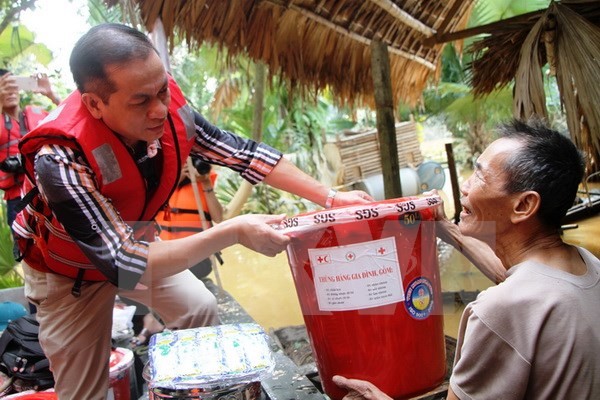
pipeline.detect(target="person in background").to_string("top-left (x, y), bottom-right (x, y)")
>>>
top-left (12, 23), bottom-right (372, 400)
top-left (333, 119), bottom-right (600, 399)
top-left (0, 70), bottom-right (60, 240)
top-left (130, 156), bottom-right (225, 346)
top-left (157, 155), bottom-right (224, 278)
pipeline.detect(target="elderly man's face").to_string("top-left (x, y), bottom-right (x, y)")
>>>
top-left (458, 138), bottom-right (522, 243)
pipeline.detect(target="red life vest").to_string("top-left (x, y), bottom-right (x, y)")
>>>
top-left (155, 171), bottom-right (217, 240)
top-left (14, 76), bottom-right (196, 282)
top-left (0, 106), bottom-right (48, 195)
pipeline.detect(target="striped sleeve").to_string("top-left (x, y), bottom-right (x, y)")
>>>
top-left (34, 144), bottom-right (148, 289)
top-left (191, 111), bottom-right (282, 184)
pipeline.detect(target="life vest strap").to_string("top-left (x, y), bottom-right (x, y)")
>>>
top-left (14, 186), bottom-right (40, 215)
top-left (71, 269), bottom-right (85, 298)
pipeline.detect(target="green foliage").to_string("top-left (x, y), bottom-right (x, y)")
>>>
top-left (0, 0), bottom-right (38, 36)
top-left (444, 87), bottom-right (513, 126)
top-left (212, 79), bottom-right (355, 215)
top-left (439, 44), bottom-right (467, 84)
top-left (0, 199), bottom-right (17, 277)
top-left (416, 0), bottom-right (558, 169)
top-left (470, 0), bottom-right (551, 26)
top-left (0, 270), bottom-right (24, 289)
top-left (87, 0), bottom-right (121, 24)
top-left (171, 46), bottom-right (222, 113)
top-left (0, 24), bottom-right (52, 67)
top-left (422, 81), bottom-right (471, 116)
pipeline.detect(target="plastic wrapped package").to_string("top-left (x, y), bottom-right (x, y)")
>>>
top-left (146, 323), bottom-right (275, 390)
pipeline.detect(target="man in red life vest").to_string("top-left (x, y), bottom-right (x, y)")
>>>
top-left (0, 69), bottom-right (60, 252)
top-left (12, 23), bottom-right (372, 399)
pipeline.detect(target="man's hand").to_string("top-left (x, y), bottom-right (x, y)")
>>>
top-left (332, 375), bottom-right (393, 400)
top-left (422, 189), bottom-right (449, 221)
top-left (331, 190), bottom-right (374, 208)
top-left (34, 73), bottom-right (60, 105)
top-left (227, 214), bottom-right (291, 257)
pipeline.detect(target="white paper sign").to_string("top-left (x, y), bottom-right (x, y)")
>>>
top-left (308, 237), bottom-right (404, 311)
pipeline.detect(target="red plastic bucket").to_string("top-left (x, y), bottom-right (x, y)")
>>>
top-left (109, 347), bottom-right (134, 400)
top-left (281, 196), bottom-right (446, 399)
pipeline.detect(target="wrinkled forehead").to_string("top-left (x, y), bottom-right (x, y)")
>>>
top-left (480, 138), bottom-right (522, 165)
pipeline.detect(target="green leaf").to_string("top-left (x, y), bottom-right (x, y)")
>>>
top-left (0, 24), bottom-right (53, 66)
top-left (17, 42), bottom-right (52, 65)
top-left (0, 200), bottom-right (16, 274)
top-left (0, 25), bottom-right (34, 58)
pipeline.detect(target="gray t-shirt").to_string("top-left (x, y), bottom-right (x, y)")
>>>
top-left (450, 246), bottom-right (600, 399)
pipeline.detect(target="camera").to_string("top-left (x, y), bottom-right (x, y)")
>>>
top-left (0, 155), bottom-right (24, 173)
top-left (14, 76), bottom-right (40, 92)
top-left (191, 157), bottom-right (211, 176)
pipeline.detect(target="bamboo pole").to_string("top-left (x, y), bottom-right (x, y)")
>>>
top-left (445, 143), bottom-right (461, 224)
top-left (368, 0), bottom-right (435, 36)
top-left (187, 158), bottom-right (224, 292)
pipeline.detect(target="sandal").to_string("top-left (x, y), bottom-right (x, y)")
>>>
top-left (130, 328), bottom-right (152, 348)
top-left (130, 313), bottom-right (165, 348)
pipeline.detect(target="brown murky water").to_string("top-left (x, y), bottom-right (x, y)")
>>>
top-left (210, 186), bottom-right (600, 339)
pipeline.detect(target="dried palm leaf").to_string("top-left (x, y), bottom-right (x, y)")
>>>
top-left (512, 14), bottom-right (547, 119)
top-left (210, 76), bottom-right (241, 121)
top-left (552, 2), bottom-right (600, 169)
top-left (112, 0), bottom-right (473, 108)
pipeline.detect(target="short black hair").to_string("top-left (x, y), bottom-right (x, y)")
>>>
top-left (69, 23), bottom-right (158, 102)
top-left (0, 69), bottom-right (9, 77)
top-left (498, 118), bottom-right (585, 228)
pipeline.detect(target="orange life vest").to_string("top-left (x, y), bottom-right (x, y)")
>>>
top-left (0, 106), bottom-right (48, 193)
top-left (14, 76), bottom-right (196, 282)
top-left (155, 171), bottom-right (217, 240)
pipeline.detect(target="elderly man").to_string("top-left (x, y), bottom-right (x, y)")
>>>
top-left (334, 119), bottom-right (600, 399)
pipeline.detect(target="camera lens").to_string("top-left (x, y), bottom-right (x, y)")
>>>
top-left (191, 157), bottom-right (211, 175)
top-left (0, 155), bottom-right (23, 173)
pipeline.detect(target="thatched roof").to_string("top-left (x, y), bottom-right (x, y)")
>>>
top-left (465, 0), bottom-right (600, 171)
top-left (107, 0), bottom-right (475, 108)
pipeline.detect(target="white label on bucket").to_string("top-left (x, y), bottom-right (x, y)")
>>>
top-left (309, 237), bottom-right (404, 311)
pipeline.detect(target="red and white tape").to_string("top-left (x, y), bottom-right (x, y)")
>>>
top-left (277, 194), bottom-right (441, 235)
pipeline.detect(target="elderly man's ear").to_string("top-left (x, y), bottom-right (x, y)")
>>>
top-left (511, 191), bottom-right (541, 224)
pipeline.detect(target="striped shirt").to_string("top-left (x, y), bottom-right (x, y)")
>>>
top-left (31, 111), bottom-right (282, 289)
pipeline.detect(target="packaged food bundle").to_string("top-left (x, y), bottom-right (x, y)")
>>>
top-left (146, 323), bottom-right (275, 390)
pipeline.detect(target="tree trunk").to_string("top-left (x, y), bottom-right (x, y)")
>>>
top-left (371, 40), bottom-right (401, 199)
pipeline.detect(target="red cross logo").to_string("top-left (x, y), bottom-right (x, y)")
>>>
top-left (316, 255), bottom-right (330, 264)
top-left (378, 247), bottom-right (386, 255)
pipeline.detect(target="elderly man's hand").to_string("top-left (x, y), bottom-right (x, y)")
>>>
top-left (422, 189), bottom-right (449, 221)
top-left (332, 375), bottom-right (393, 400)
